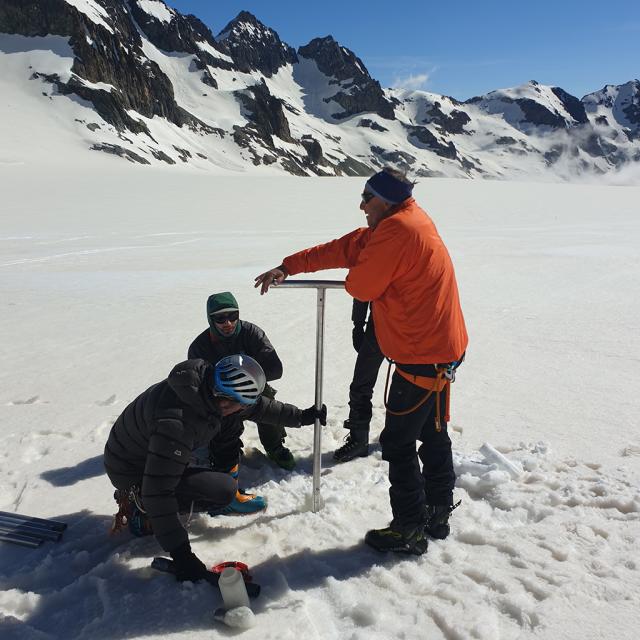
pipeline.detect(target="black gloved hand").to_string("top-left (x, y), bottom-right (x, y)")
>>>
top-left (299, 404), bottom-right (327, 426)
top-left (170, 542), bottom-right (209, 582)
top-left (352, 322), bottom-right (365, 352)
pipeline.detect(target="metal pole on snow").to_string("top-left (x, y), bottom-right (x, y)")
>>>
top-left (273, 280), bottom-right (345, 512)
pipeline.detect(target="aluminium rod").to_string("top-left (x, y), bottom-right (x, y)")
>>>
top-left (313, 287), bottom-right (325, 513)
top-left (0, 519), bottom-right (63, 542)
top-left (0, 530), bottom-right (44, 548)
top-left (0, 510), bottom-right (67, 531)
top-left (272, 279), bottom-right (346, 513)
top-left (0, 513), bottom-right (65, 535)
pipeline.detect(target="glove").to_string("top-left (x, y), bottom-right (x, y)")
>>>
top-left (352, 322), bottom-right (365, 352)
top-left (170, 542), bottom-right (209, 582)
top-left (300, 404), bottom-right (327, 426)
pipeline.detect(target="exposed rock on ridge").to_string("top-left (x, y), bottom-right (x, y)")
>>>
top-left (298, 36), bottom-right (395, 120)
top-left (217, 10), bottom-right (297, 77)
top-left (1, 1), bottom-right (639, 178)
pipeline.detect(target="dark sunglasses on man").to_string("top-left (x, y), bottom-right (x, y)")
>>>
top-left (212, 391), bottom-right (236, 402)
top-left (361, 191), bottom-right (375, 204)
top-left (210, 311), bottom-right (239, 324)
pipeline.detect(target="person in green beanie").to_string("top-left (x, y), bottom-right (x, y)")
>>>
top-left (188, 292), bottom-right (295, 478)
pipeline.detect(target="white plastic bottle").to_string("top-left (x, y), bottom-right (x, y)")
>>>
top-left (218, 567), bottom-right (250, 610)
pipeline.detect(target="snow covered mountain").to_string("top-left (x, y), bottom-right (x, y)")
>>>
top-left (1, 0), bottom-right (639, 179)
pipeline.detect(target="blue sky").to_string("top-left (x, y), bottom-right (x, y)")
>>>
top-left (165, 1), bottom-right (639, 100)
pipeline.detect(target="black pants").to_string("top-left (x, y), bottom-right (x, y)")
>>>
top-left (208, 385), bottom-right (285, 469)
top-left (347, 320), bottom-right (385, 429)
top-left (107, 467), bottom-right (236, 513)
top-left (175, 467), bottom-right (236, 513)
top-left (256, 385), bottom-right (286, 451)
top-left (380, 369), bottom-right (456, 528)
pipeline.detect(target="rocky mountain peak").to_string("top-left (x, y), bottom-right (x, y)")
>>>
top-left (2, 1), bottom-right (639, 179)
top-left (216, 10), bottom-right (297, 77)
top-left (583, 79), bottom-right (640, 138)
top-left (298, 36), bottom-right (396, 121)
top-left (127, 0), bottom-right (231, 74)
top-left (298, 35), bottom-right (370, 84)
top-left (218, 10), bottom-right (263, 36)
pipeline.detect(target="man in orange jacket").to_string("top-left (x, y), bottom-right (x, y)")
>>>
top-left (255, 167), bottom-right (468, 555)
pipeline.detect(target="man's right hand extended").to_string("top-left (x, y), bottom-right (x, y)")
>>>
top-left (300, 404), bottom-right (327, 426)
top-left (170, 542), bottom-right (209, 582)
top-left (254, 265), bottom-right (288, 295)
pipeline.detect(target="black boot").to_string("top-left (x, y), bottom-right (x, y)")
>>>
top-left (333, 426), bottom-right (369, 463)
top-left (364, 520), bottom-right (429, 555)
top-left (424, 500), bottom-right (460, 539)
top-left (265, 443), bottom-right (296, 470)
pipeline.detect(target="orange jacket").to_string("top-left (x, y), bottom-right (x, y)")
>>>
top-left (282, 198), bottom-right (468, 364)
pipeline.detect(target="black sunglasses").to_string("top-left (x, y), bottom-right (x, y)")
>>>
top-left (210, 311), bottom-right (239, 324)
top-left (212, 391), bottom-right (237, 403)
top-left (361, 191), bottom-right (375, 204)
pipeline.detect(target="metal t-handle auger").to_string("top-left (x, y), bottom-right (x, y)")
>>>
top-left (273, 280), bottom-right (345, 512)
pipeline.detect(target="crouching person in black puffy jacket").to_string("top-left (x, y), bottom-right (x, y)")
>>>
top-left (104, 355), bottom-right (326, 582)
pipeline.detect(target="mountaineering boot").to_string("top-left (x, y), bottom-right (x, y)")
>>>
top-left (424, 500), bottom-right (461, 540)
top-left (364, 521), bottom-right (429, 555)
top-left (333, 427), bottom-right (369, 463)
top-left (207, 464), bottom-right (267, 515)
top-left (209, 489), bottom-right (267, 515)
top-left (265, 443), bottom-right (296, 471)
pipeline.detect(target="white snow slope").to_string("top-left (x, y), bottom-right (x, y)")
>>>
top-left (2, 25), bottom-right (639, 182)
top-left (0, 160), bottom-right (639, 639)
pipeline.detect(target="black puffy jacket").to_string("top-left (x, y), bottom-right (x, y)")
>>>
top-left (188, 321), bottom-right (282, 381)
top-left (104, 359), bottom-right (303, 551)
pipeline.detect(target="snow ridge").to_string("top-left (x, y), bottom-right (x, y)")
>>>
top-left (0, 3), bottom-right (639, 181)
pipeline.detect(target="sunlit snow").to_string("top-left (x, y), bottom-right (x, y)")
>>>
top-left (137, 0), bottom-right (175, 25)
top-left (0, 155), bottom-right (638, 639)
top-left (63, 0), bottom-right (114, 34)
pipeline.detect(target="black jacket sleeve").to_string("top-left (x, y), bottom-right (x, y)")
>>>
top-left (208, 414), bottom-right (244, 471)
top-left (246, 396), bottom-right (302, 428)
top-left (140, 416), bottom-right (194, 553)
top-left (243, 322), bottom-right (283, 381)
top-left (351, 299), bottom-right (370, 325)
top-left (187, 330), bottom-right (210, 360)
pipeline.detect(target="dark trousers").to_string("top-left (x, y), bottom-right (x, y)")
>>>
top-left (380, 370), bottom-right (456, 527)
top-left (175, 467), bottom-right (236, 513)
top-left (107, 466), bottom-right (236, 513)
top-left (256, 383), bottom-right (287, 451)
top-left (347, 320), bottom-right (385, 430)
top-left (208, 384), bottom-right (285, 469)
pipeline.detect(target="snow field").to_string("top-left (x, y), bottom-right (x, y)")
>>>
top-left (0, 165), bottom-right (639, 638)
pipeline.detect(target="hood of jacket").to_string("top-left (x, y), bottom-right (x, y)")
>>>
top-left (167, 359), bottom-right (221, 417)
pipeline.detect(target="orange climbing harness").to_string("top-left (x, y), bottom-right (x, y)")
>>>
top-left (383, 361), bottom-right (455, 431)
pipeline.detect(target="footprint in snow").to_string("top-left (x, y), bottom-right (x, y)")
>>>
top-left (8, 395), bottom-right (41, 405)
top-left (621, 444), bottom-right (640, 457)
top-left (96, 394), bottom-right (117, 406)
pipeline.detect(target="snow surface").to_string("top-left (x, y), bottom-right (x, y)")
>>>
top-left (136, 0), bottom-right (175, 25)
top-left (2, 28), bottom-right (639, 181)
top-left (0, 160), bottom-right (639, 639)
top-left (63, 0), bottom-right (114, 34)
top-left (195, 39), bottom-right (233, 64)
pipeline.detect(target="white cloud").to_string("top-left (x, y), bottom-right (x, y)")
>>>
top-left (601, 161), bottom-right (640, 186)
top-left (391, 72), bottom-right (430, 90)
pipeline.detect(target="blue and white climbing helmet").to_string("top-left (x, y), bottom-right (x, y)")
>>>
top-left (213, 354), bottom-right (266, 405)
